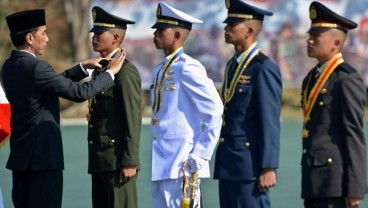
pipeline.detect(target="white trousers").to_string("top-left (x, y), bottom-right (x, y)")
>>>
top-left (151, 178), bottom-right (201, 208)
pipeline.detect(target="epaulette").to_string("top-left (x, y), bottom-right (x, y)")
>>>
top-left (338, 62), bottom-right (357, 74)
top-left (254, 52), bottom-right (269, 63)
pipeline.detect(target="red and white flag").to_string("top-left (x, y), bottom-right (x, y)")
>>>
top-left (0, 83), bottom-right (11, 148)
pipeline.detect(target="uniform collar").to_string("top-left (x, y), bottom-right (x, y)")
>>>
top-left (19, 50), bottom-right (36, 58)
top-left (105, 48), bottom-right (120, 59)
top-left (235, 50), bottom-right (246, 63)
top-left (316, 59), bottom-right (330, 74)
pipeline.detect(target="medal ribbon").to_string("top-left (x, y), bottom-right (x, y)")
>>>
top-left (152, 47), bottom-right (184, 113)
top-left (302, 53), bottom-right (344, 125)
top-left (221, 42), bottom-right (260, 104)
top-left (88, 49), bottom-right (120, 109)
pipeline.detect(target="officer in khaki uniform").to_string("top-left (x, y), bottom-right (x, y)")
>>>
top-left (301, 2), bottom-right (367, 208)
top-left (86, 6), bottom-right (142, 208)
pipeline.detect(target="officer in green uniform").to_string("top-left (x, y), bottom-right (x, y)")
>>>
top-left (86, 6), bottom-right (142, 208)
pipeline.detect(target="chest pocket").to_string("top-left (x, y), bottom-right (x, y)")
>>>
top-left (317, 94), bottom-right (333, 124)
top-left (95, 87), bottom-right (115, 113)
top-left (235, 84), bottom-right (252, 113)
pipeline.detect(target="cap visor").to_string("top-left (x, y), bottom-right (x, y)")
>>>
top-left (223, 17), bottom-right (248, 24)
top-left (307, 27), bottom-right (332, 34)
top-left (89, 26), bottom-right (110, 33)
top-left (151, 22), bottom-right (180, 29)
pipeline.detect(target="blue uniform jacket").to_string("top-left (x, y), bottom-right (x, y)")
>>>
top-left (214, 52), bottom-right (282, 181)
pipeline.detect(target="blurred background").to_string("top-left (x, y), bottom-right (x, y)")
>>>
top-left (1, 0), bottom-right (368, 119)
top-left (1, 0), bottom-right (368, 207)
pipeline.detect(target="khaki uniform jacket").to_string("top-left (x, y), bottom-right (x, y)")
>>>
top-left (87, 60), bottom-right (142, 173)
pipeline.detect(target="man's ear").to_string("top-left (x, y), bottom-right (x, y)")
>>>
top-left (174, 30), bottom-right (181, 41)
top-left (334, 38), bottom-right (342, 48)
top-left (25, 33), bottom-right (33, 45)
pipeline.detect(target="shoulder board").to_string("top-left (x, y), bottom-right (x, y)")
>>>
top-left (254, 52), bottom-right (269, 63)
top-left (178, 54), bottom-right (187, 61)
top-left (337, 62), bottom-right (357, 74)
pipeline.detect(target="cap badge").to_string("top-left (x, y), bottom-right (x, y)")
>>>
top-left (92, 9), bottom-right (96, 22)
top-left (225, 0), bottom-right (230, 9)
top-left (310, 6), bottom-right (317, 20)
top-left (156, 5), bottom-right (162, 18)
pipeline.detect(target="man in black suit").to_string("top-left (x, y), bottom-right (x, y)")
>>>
top-left (1, 9), bottom-right (125, 208)
top-left (301, 2), bottom-right (367, 208)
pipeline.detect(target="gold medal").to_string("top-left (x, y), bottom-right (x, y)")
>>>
top-left (152, 117), bottom-right (159, 126)
top-left (302, 128), bottom-right (309, 138)
top-left (170, 83), bottom-right (176, 92)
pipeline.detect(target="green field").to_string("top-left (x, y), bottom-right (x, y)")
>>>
top-left (0, 120), bottom-right (367, 208)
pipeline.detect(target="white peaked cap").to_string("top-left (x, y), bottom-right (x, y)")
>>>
top-left (152, 1), bottom-right (203, 30)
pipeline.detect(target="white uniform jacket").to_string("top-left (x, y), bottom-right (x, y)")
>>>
top-left (150, 53), bottom-right (223, 181)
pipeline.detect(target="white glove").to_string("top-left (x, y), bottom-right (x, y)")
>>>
top-left (187, 154), bottom-right (207, 173)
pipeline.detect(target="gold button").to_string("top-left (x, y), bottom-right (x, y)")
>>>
top-left (303, 149), bottom-right (307, 154)
top-left (101, 91), bottom-right (105, 95)
top-left (327, 158), bottom-right (333, 163)
top-left (245, 142), bottom-right (250, 147)
top-left (319, 101), bottom-right (324, 106)
top-left (88, 140), bottom-right (93, 145)
top-left (321, 88), bottom-right (328, 94)
top-left (90, 108), bottom-right (94, 112)
top-left (219, 137), bottom-right (225, 143)
top-left (110, 139), bottom-right (115, 144)
top-left (239, 88), bottom-right (243, 93)
top-left (153, 135), bottom-right (158, 140)
top-left (89, 124), bottom-right (93, 128)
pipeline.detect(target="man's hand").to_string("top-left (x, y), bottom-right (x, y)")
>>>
top-left (107, 48), bottom-right (126, 75)
top-left (345, 197), bottom-right (363, 208)
top-left (187, 154), bottom-right (206, 173)
top-left (81, 57), bottom-right (105, 69)
top-left (120, 166), bottom-right (137, 183)
top-left (258, 168), bottom-right (276, 192)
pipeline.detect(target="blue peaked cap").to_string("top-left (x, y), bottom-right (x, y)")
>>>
top-left (223, 0), bottom-right (273, 23)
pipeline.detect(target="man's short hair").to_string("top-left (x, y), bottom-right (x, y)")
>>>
top-left (10, 27), bottom-right (38, 47)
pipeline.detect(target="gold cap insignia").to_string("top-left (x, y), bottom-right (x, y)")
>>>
top-left (225, 0), bottom-right (230, 9)
top-left (156, 5), bottom-right (162, 18)
top-left (92, 9), bottom-right (96, 22)
top-left (310, 6), bottom-right (317, 20)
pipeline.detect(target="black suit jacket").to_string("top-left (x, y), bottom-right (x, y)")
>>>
top-left (301, 63), bottom-right (367, 199)
top-left (2, 50), bottom-right (114, 171)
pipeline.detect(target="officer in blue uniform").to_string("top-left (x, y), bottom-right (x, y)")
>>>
top-left (301, 2), bottom-right (367, 208)
top-left (213, 0), bottom-right (282, 207)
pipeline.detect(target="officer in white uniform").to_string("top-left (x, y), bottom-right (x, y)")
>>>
top-left (150, 2), bottom-right (223, 208)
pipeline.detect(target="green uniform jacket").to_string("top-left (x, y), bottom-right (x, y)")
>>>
top-left (87, 59), bottom-right (142, 173)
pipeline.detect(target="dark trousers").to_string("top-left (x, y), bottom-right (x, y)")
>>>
top-left (304, 198), bottom-right (346, 208)
top-left (12, 169), bottom-right (63, 208)
top-left (219, 180), bottom-right (271, 208)
top-left (91, 171), bottom-right (138, 208)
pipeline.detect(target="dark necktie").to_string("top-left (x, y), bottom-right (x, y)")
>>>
top-left (227, 58), bottom-right (239, 88)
